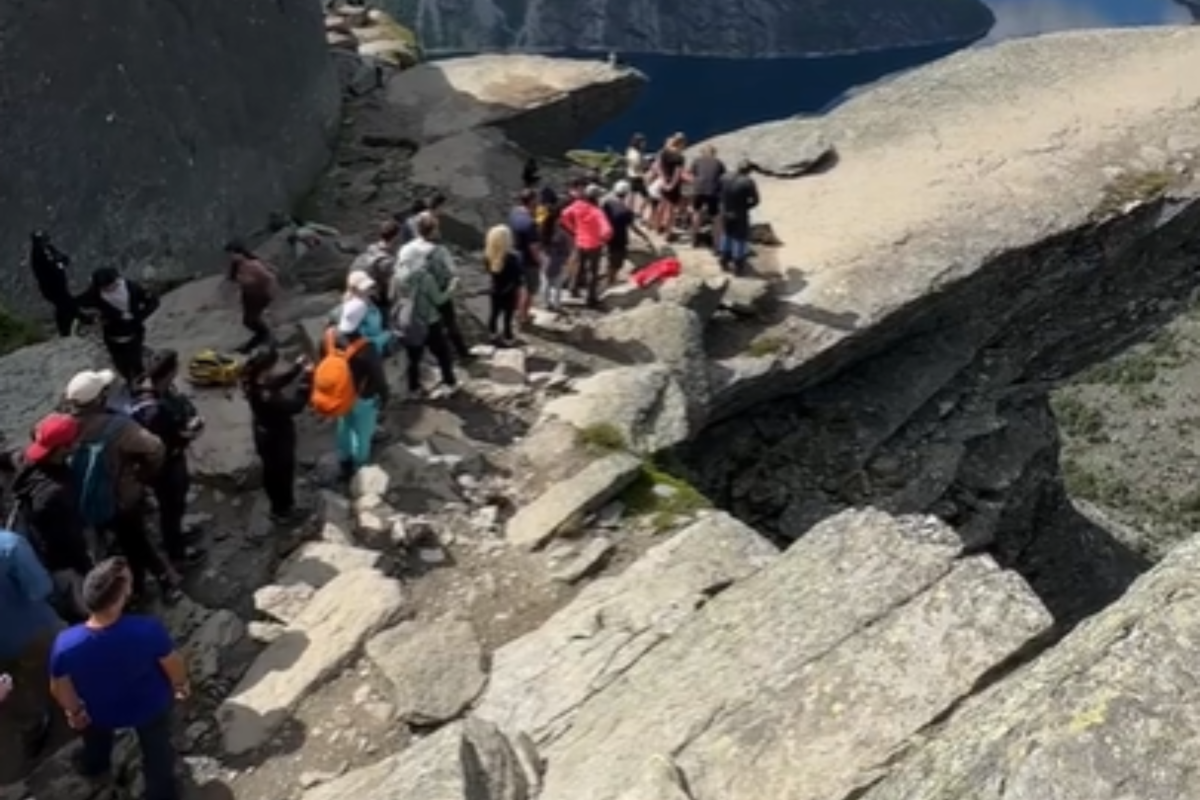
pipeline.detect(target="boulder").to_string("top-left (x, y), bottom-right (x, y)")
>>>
top-left (654, 275), bottom-right (728, 323)
top-left (0, 336), bottom-right (97, 442)
top-left (185, 608), bottom-right (246, 684)
top-left (276, 541), bottom-right (383, 590)
top-left (219, 568), bottom-right (406, 755)
top-left (540, 364), bottom-right (691, 453)
top-left (533, 509), bottom-right (1051, 800)
top-left (490, 348), bottom-right (527, 384)
top-left (0, 0), bottom-right (340, 310)
top-left (588, 303), bottom-right (709, 419)
top-left (546, 536), bottom-right (615, 583)
top-left (860, 532), bottom-right (1200, 800)
top-left (476, 513), bottom-right (778, 743)
top-left (692, 123), bottom-right (833, 178)
top-left (505, 452), bottom-right (642, 550)
top-left (253, 583), bottom-right (315, 625)
top-left (721, 276), bottom-right (772, 315)
top-left (365, 619), bottom-right (488, 725)
top-left (375, 55), bottom-right (644, 155)
top-left (332, 50), bottom-right (386, 96)
top-left (303, 717), bottom-right (531, 800)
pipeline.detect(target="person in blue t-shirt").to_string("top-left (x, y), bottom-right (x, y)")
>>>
top-left (0, 528), bottom-right (59, 780)
top-left (49, 557), bottom-right (190, 800)
top-left (508, 189), bottom-right (544, 325)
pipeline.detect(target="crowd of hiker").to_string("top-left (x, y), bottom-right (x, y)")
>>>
top-left (0, 128), bottom-right (765, 797)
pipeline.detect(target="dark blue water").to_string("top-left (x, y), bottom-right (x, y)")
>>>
top-left (580, 0), bottom-right (1192, 149)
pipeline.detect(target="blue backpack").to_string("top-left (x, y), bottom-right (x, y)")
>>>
top-left (71, 415), bottom-right (125, 529)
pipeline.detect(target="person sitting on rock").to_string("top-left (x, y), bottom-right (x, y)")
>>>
top-left (351, 219), bottom-right (402, 320)
top-left (128, 351), bottom-right (206, 571)
top-left (64, 369), bottom-right (179, 604)
top-left (397, 212), bottom-right (470, 361)
top-left (560, 184), bottom-right (613, 308)
top-left (0, 525), bottom-right (58, 774)
top-left (318, 300), bottom-right (390, 477)
top-left (49, 557), bottom-right (189, 800)
top-left (240, 346), bottom-right (313, 526)
top-left (223, 242), bottom-right (279, 354)
top-left (7, 413), bottom-right (94, 621)
top-left (27, 231), bottom-right (88, 338)
top-left (336, 270), bottom-right (393, 355)
top-left (74, 268), bottom-right (160, 384)
top-left (718, 159), bottom-right (761, 275)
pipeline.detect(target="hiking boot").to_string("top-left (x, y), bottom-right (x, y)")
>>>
top-left (270, 508), bottom-right (312, 527)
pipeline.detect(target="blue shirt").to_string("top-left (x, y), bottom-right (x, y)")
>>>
top-left (0, 529), bottom-right (59, 659)
top-left (508, 207), bottom-right (539, 268)
top-left (50, 615), bottom-right (175, 729)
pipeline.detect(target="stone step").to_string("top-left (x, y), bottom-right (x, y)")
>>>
top-left (219, 568), bottom-right (407, 755)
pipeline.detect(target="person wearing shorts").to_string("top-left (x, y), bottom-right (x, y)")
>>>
top-left (688, 144), bottom-right (727, 247)
top-left (654, 133), bottom-right (687, 236)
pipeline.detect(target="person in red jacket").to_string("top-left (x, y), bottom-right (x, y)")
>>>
top-left (559, 185), bottom-right (613, 308)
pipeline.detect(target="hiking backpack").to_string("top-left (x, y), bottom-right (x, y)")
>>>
top-left (310, 328), bottom-right (368, 418)
top-left (70, 416), bottom-right (124, 529)
top-left (188, 349), bottom-right (243, 387)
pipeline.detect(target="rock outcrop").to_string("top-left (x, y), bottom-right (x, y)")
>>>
top-left (394, 0), bottom-right (994, 57)
top-left (0, 0), bottom-right (340, 310)
top-left (860, 531), bottom-right (1200, 800)
top-left (671, 27), bottom-right (1200, 624)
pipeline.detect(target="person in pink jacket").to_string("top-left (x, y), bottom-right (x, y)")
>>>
top-left (560, 184), bottom-right (613, 308)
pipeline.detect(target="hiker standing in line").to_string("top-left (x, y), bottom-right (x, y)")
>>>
top-left (27, 231), bottom-right (87, 337)
top-left (625, 133), bottom-right (651, 218)
top-left (538, 200), bottom-right (572, 312)
top-left (0, 526), bottom-right (58, 779)
top-left (352, 220), bottom-right (402, 322)
top-left (397, 212), bottom-right (470, 361)
top-left (224, 242), bottom-right (279, 354)
top-left (688, 144), bottom-right (727, 249)
top-left (6, 413), bottom-right (93, 620)
top-left (652, 133), bottom-right (688, 237)
top-left (74, 268), bottom-right (159, 384)
top-left (128, 351), bottom-right (207, 570)
top-left (718, 159), bottom-right (761, 275)
top-left (602, 180), bottom-right (653, 288)
top-left (240, 347), bottom-right (312, 526)
top-left (50, 557), bottom-right (190, 800)
top-left (397, 193), bottom-right (446, 244)
top-left (313, 300), bottom-right (390, 478)
top-left (339, 270), bottom-right (393, 355)
top-left (484, 224), bottom-right (523, 345)
top-left (64, 369), bottom-right (179, 604)
top-left (508, 189), bottom-right (544, 325)
top-left (560, 185), bottom-right (613, 308)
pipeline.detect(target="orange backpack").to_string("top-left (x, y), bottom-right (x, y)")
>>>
top-left (311, 328), bottom-right (369, 417)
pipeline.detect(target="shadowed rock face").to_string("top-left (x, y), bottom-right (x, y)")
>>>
top-left (0, 0), bottom-right (340, 310)
top-left (673, 28), bottom-right (1200, 627)
top-left (386, 0), bottom-right (995, 56)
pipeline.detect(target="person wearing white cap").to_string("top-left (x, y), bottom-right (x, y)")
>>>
top-left (316, 298), bottom-right (390, 478)
top-left (64, 369), bottom-right (178, 604)
top-left (601, 180), bottom-right (653, 288)
top-left (335, 269), bottom-right (392, 354)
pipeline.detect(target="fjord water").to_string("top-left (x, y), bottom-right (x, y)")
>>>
top-left (580, 0), bottom-right (1192, 149)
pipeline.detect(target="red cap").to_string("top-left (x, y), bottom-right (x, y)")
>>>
top-left (25, 413), bottom-right (81, 463)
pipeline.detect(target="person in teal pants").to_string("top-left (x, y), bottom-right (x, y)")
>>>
top-left (322, 298), bottom-right (390, 478)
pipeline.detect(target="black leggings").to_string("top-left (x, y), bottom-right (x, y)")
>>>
top-left (106, 504), bottom-right (170, 594)
top-left (106, 338), bottom-right (145, 383)
top-left (52, 298), bottom-right (82, 337)
top-left (255, 430), bottom-right (296, 517)
top-left (489, 290), bottom-right (517, 340)
top-left (405, 322), bottom-right (457, 392)
top-left (153, 453), bottom-right (190, 560)
top-left (572, 248), bottom-right (603, 305)
top-left (239, 296), bottom-right (272, 353)
top-left (437, 300), bottom-right (471, 359)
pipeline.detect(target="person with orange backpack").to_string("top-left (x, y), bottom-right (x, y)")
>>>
top-left (311, 299), bottom-right (389, 479)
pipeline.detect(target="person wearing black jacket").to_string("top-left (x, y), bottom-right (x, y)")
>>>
top-left (27, 231), bottom-right (86, 337)
top-left (240, 347), bottom-right (314, 524)
top-left (5, 413), bottom-right (93, 620)
top-left (74, 268), bottom-right (160, 383)
top-left (129, 350), bottom-right (206, 568)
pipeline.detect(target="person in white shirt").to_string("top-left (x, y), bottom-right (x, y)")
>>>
top-left (625, 133), bottom-right (650, 215)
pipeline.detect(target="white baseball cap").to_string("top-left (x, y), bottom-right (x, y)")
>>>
top-left (613, 180), bottom-right (631, 196)
top-left (338, 297), bottom-right (369, 334)
top-left (347, 269), bottom-right (376, 294)
top-left (65, 369), bottom-right (117, 404)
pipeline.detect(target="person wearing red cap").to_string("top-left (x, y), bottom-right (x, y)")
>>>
top-left (9, 413), bottom-right (93, 618)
